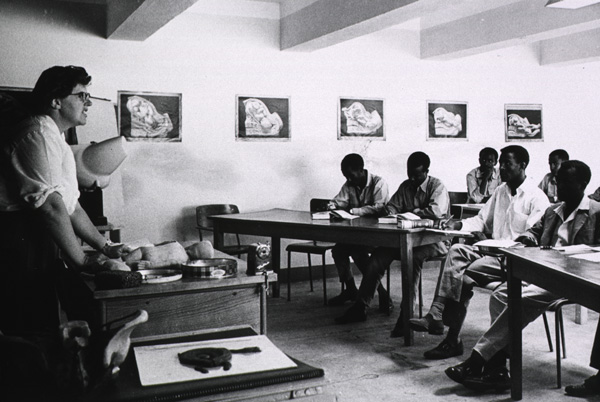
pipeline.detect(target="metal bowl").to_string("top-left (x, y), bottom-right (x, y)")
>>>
top-left (181, 258), bottom-right (237, 278)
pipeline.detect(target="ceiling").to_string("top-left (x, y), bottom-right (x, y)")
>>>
top-left (54, 0), bottom-right (600, 66)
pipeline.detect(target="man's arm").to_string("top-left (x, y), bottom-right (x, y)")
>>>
top-left (384, 185), bottom-right (405, 215)
top-left (330, 183), bottom-right (350, 210)
top-left (351, 179), bottom-right (389, 216)
top-left (466, 169), bottom-right (484, 203)
top-left (413, 180), bottom-right (449, 219)
top-left (35, 192), bottom-right (89, 269)
top-left (515, 212), bottom-right (546, 246)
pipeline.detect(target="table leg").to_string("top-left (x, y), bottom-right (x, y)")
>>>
top-left (507, 258), bottom-right (523, 401)
top-left (260, 279), bottom-right (267, 334)
top-left (213, 222), bottom-right (224, 251)
top-left (271, 236), bottom-right (281, 298)
top-left (400, 233), bottom-right (414, 346)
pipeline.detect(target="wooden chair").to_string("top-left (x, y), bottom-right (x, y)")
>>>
top-left (195, 204), bottom-right (251, 258)
top-left (476, 250), bottom-right (571, 388)
top-left (542, 298), bottom-right (576, 388)
top-left (285, 199), bottom-right (336, 305)
top-left (449, 191), bottom-right (469, 219)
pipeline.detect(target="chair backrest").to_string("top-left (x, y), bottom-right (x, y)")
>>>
top-left (449, 191), bottom-right (468, 205)
top-left (196, 204), bottom-right (240, 230)
top-left (310, 198), bottom-right (330, 212)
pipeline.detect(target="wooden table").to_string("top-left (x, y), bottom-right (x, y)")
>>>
top-left (83, 251), bottom-right (277, 338)
top-left (211, 208), bottom-right (456, 346)
top-left (504, 247), bottom-right (600, 400)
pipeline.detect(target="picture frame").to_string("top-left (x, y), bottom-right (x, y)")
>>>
top-left (427, 101), bottom-right (467, 141)
top-left (338, 97), bottom-right (384, 140)
top-left (236, 95), bottom-right (290, 141)
top-left (118, 91), bottom-right (182, 142)
top-left (504, 104), bottom-right (543, 142)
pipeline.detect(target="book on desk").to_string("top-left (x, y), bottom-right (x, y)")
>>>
top-left (378, 212), bottom-right (434, 229)
top-left (311, 210), bottom-right (359, 220)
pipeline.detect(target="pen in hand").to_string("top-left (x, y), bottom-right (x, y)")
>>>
top-left (439, 215), bottom-right (454, 230)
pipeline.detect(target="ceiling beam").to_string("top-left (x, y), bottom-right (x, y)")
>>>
top-left (420, 0), bottom-right (600, 60)
top-left (106, 0), bottom-right (199, 41)
top-left (280, 0), bottom-right (421, 52)
top-left (540, 27), bottom-right (600, 65)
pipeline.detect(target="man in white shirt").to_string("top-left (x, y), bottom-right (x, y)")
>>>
top-left (445, 160), bottom-right (600, 392)
top-left (409, 145), bottom-right (549, 360)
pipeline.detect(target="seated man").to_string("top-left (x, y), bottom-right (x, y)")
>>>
top-left (565, 321), bottom-right (600, 397)
top-left (539, 149), bottom-right (569, 203)
top-left (410, 145), bottom-right (549, 359)
top-left (327, 153), bottom-right (390, 306)
top-left (466, 147), bottom-right (501, 204)
top-left (445, 160), bottom-right (600, 392)
top-left (335, 151), bottom-right (449, 327)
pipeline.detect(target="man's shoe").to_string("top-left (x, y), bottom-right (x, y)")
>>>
top-left (334, 305), bottom-right (367, 324)
top-left (565, 374), bottom-right (600, 397)
top-left (424, 339), bottom-right (463, 360)
top-left (328, 289), bottom-right (358, 306)
top-left (378, 295), bottom-right (394, 313)
top-left (445, 358), bottom-right (481, 384)
top-left (463, 366), bottom-right (511, 392)
top-left (409, 314), bottom-right (444, 335)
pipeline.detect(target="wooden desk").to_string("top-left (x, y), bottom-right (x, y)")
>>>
top-left (211, 208), bottom-right (456, 346)
top-left (84, 326), bottom-right (330, 402)
top-left (504, 248), bottom-right (600, 400)
top-left (83, 251), bottom-right (277, 338)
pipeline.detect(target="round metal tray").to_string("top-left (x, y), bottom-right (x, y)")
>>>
top-left (138, 269), bottom-right (183, 284)
top-left (182, 258), bottom-right (238, 278)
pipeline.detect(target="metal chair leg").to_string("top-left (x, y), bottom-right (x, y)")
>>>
top-left (287, 251), bottom-right (292, 302)
top-left (555, 309), bottom-right (562, 388)
top-left (419, 276), bottom-right (423, 318)
top-left (559, 308), bottom-right (567, 359)
top-left (307, 254), bottom-right (314, 292)
top-left (543, 312), bottom-right (553, 352)
top-left (322, 254), bottom-right (327, 305)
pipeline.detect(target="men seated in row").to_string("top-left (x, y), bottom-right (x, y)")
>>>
top-left (444, 160), bottom-right (600, 393)
top-left (327, 153), bottom-right (391, 306)
top-left (466, 147), bottom-right (501, 204)
top-left (539, 149), bottom-right (569, 203)
top-left (335, 152), bottom-right (450, 334)
top-left (409, 145), bottom-right (550, 359)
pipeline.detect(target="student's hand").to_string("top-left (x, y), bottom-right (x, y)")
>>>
top-left (472, 231), bottom-right (488, 242)
top-left (481, 168), bottom-right (493, 181)
top-left (515, 235), bottom-right (537, 247)
top-left (327, 202), bottom-right (337, 211)
top-left (442, 219), bottom-right (462, 230)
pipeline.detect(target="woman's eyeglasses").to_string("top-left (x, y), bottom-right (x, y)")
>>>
top-left (70, 91), bottom-right (91, 103)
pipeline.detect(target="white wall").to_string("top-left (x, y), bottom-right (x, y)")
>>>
top-left (2, 1), bottom-right (600, 264)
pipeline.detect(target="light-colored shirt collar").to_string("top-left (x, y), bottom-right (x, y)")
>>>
top-left (418, 176), bottom-right (430, 193)
top-left (553, 195), bottom-right (590, 221)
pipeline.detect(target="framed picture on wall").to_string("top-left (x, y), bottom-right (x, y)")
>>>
top-left (427, 101), bottom-right (467, 141)
top-left (338, 97), bottom-right (384, 140)
top-left (504, 104), bottom-right (542, 142)
top-left (118, 91), bottom-right (182, 142)
top-left (236, 95), bottom-right (290, 141)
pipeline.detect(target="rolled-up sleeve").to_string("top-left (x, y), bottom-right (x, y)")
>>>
top-left (11, 132), bottom-right (65, 210)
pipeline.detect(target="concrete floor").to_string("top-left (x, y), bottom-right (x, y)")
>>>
top-left (267, 261), bottom-right (600, 402)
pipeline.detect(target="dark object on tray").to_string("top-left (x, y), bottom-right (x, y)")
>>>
top-left (94, 271), bottom-right (142, 290)
top-left (181, 258), bottom-right (237, 278)
top-left (178, 346), bottom-right (262, 373)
